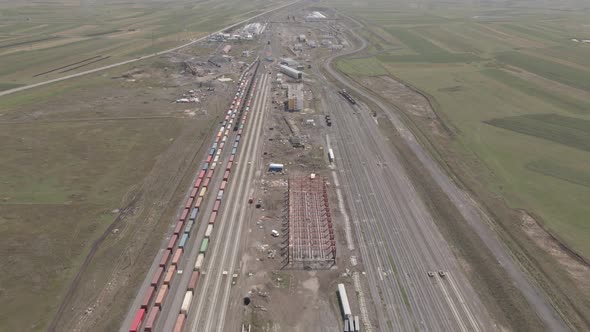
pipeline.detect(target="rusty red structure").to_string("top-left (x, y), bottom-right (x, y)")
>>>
top-left (286, 175), bottom-right (336, 269)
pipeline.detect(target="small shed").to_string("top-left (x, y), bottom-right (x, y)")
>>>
top-left (268, 163), bottom-right (284, 172)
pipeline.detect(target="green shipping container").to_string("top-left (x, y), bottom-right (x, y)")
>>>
top-left (200, 238), bottom-right (209, 253)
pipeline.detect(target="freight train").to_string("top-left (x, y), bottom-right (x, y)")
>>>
top-left (338, 89), bottom-right (356, 105)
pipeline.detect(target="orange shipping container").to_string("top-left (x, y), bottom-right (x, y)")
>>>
top-left (155, 285), bottom-right (169, 308)
top-left (172, 248), bottom-right (183, 266)
top-left (164, 265), bottom-right (176, 285)
top-left (194, 196), bottom-right (203, 209)
top-left (173, 314), bottom-right (186, 332)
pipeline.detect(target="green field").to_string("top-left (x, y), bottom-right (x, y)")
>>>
top-left (331, 0), bottom-right (590, 259)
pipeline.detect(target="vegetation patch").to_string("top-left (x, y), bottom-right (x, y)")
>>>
top-left (526, 159), bottom-right (590, 189)
top-left (0, 82), bottom-right (25, 91)
top-left (484, 113), bottom-right (590, 152)
top-left (481, 68), bottom-right (590, 115)
top-left (496, 51), bottom-right (590, 91)
top-left (336, 57), bottom-right (387, 76)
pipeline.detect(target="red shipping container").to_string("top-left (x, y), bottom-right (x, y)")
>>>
top-left (220, 180), bottom-right (227, 190)
top-left (188, 271), bottom-right (200, 291)
top-left (164, 265), bottom-right (176, 285)
top-left (190, 188), bottom-right (198, 198)
top-left (226, 161), bottom-right (233, 170)
top-left (151, 267), bottom-right (164, 287)
top-left (206, 170), bottom-right (214, 179)
top-left (172, 247), bottom-right (183, 266)
top-left (144, 306), bottom-right (160, 332)
top-left (185, 197), bottom-right (194, 209)
top-left (229, 154), bottom-right (235, 162)
top-left (194, 197), bottom-right (203, 209)
top-left (198, 170), bottom-right (206, 180)
top-left (208, 211), bottom-right (217, 224)
top-left (195, 178), bottom-right (202, 189)
top-left (167, 234), bottom-right (178, 250)
top-left (141, 286), bottom-right (156, 309)
top-left (159, 249), bottom-right (171, 267)
top-left (202, 177), bottom-right (210, 188)
top-left (173, 313), bottom-right (187, 332)
top-left (213, 199), bottom-right (221, 212)
top-left (223, 170), bottom-right (230, 181)
top-left (155, 285), bottom-right (169, 308)
top-left (173, 221), bottom-right (183, 236)
top-left (180, 208), bottom-right (189, 222)
top-left (129, 308), bottom-right (145, 332)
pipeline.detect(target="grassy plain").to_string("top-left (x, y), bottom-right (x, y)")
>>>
top-left (0, 1), bottom-right (286, 331)
top-left (0, 0), bottom-right (277, 86)
top-left (330, 0), bottom-right (590, 259)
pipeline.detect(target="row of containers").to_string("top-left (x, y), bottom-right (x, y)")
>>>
top-left (129, 58), bottom-right (260, 332)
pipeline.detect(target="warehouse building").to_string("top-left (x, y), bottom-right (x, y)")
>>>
top-left (280, 65), bottom-right (302, 79)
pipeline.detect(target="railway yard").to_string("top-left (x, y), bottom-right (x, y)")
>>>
top-left (3, 1), bottom-right (588, 332)
top-left (120, 3), bottom-right (569, 332)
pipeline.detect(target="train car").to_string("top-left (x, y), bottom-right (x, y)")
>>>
top-left (231, 147), bottom-right (237, 155)
top-left (180, 291), bottom-right (193, 314)
top-left (200, 238), bottom-right (209, 253)
top-left (173, 221), bottom-right (184, 236)
top-left (198, 170), bottom-right (206, 180)
top-left (208, 211), bottom-right (217, 225)
top-left (213, 199), bottom-right (221, 213)
top-left (219, 142), bottom-right (225, 150)
top-left (151, 267), bottom-right (164, 287)
top-left (179, 233), bottom-right (189, 249)
top-left (194, 196), bottom-right (203, 209)
top-left (206, 170), bottom-right (214, 179)
top-left (199, 187), bottom-right (207, 198)
top-left (195, 177), bottom-right (202, 189)
top-left (189, 208), bottom-right (198, 221)
top-left (220, 180), bottom-right (227, 191)
top-left (184, 197), bottom-right (194, 210)
top-left (129, 308), bottom-right (146, 332)
top-left (171, 247), bottom-right (183, 266)
top-left (206, 155), bottom-right (212, 163)
top-left (217, 190), bottom-right (224, 199)
top-left (180, 208), bottom-right (189, 222)
top-left (184, 219), bottom-right (194, 234)
top-left (213, 155), bottom-right (220, 163)
top-left (166, 234), bottom-right (178, 251)
top-left (140, 286), bottom-right (156, 309)
top-left (155, 285), bottom-right (169, 308)
top-left (223, 170), bottom-right (230, 181)
top-left (163, 265), bottom-right (176, 285)
top-left (190, 187), bottom-right (198, 198)
top-left (209, 148), bottom-right (216, 156)
top-left (202, 162), bottom-right (209, 170)
top-left (226, 161), bottom-right (233, 170)
top-left (194, 253), bottom-right (205, 271)
top-left (229, 154), bottom-right (235, 162)
top-left (205, 224), bottom-right (213, 238)
top-left (202, 177), bottom-right (210, 189)
top-left (236, 135), bottom-right (241, 142)
top-left (159, 249), bottom-right (171, 268)
top-left (233, 141), bottom-right (239, 148)
top-left (173, 313), bottom-right (187, 332)
top-left (212, 142), bottom-right (218, 149)
top-left (188, 271), bottom-right (200, 291)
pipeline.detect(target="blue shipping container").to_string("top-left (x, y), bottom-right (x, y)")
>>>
top-left (212, 142), bottom-right (218, 149)
top-left (190, 208), bottom-right (198, 220)
top-left (233, 141), bottom-right (239, 148)
top-left (231, 147), bottom-right (237, 155)
top-left (179, 233), bottom-right (189, 248)
top-left (209, 148), bottom-right (216, 156)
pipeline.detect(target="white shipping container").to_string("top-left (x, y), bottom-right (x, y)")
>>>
top-left (194, 253), bottom-right (205, 271)
top-left (338, 283), bottom-right (352, 318)
top-left (180, 291), bottom-right (193, 314)
top-left (205, 224), bottom-right (214, 238)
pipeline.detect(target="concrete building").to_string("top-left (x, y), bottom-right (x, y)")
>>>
top-left (287, 84), bottom-right (304, 111)
top-left (280, 57), bottom-right (299, 67)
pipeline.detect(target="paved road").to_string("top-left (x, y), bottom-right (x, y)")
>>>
top-left (322, 14), bottom-right (569, 332)
top-left (0, 0), bottom-right (299, 98)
